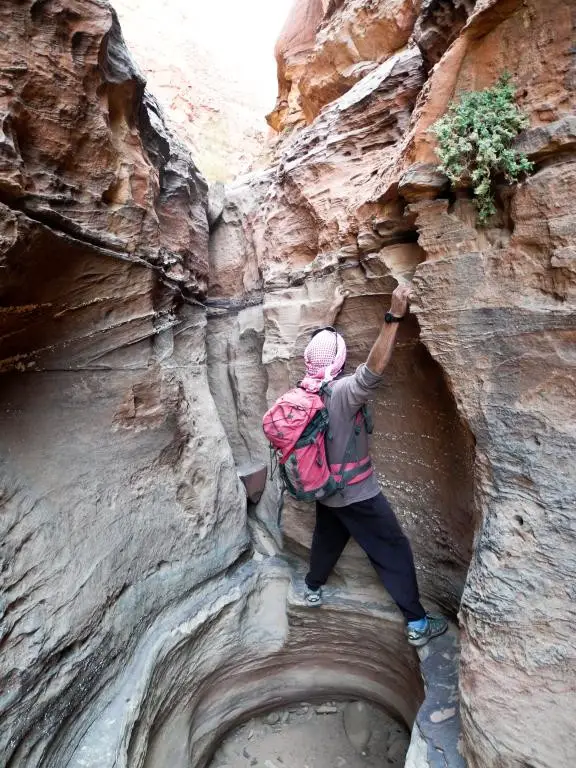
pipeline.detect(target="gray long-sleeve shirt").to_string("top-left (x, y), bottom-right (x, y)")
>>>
top-left (321, 363), bottom-right (383, 508)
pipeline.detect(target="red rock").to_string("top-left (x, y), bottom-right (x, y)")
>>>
top-left (268, 0), bottom-right (419, 130)
top-left (414, 0), bottom-right (475, 69)
top-left (0, 1), bottom-right (208, 299)
top-left (267, 0), bottom-right (326, 131)
top-left (400, 0), bottom-right (576, 170)
top-left (219, 3), bottom-right (576, 767)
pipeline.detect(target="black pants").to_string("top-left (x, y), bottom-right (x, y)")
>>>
top-left (305, 492), bottom-right (426, 622)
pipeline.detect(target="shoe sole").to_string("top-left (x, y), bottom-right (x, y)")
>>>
top-left (304, 598), bottom-right (323, 607)
top-left (407, 622), bottom-right (449, 647)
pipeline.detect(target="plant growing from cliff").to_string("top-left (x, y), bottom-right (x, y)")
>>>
top-left (431, 74), bottom-right (533, 222)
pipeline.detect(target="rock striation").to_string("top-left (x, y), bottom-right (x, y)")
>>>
top-left (0, 2), bottom-right (444, 767)
top-left (0, 3), bottom-right (208, 300)
top-left (1, 0), bottom-right (575, 767)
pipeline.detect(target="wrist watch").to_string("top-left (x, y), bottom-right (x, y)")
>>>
top-left (384, 312), bottom-right (404, 323)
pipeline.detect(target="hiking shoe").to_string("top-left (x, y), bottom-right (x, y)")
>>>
top-left (406, 614), bottom-right (448, 647)
top-left (304, 586), bottom-right (323, 607)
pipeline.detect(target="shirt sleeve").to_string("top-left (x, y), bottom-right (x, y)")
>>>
top-left (331, 363), bottom-right (383, 416)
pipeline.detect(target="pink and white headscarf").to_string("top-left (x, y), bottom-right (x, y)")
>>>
top-left (300, 328), bottom-right (347, 393)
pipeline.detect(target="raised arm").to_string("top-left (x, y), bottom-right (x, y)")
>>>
top-left (326, 285), bottom-right (350, 325)
top-left (366, 283), bottom-right (413, 375)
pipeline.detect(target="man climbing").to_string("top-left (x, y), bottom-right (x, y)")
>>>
top-left (301, 284), bottom-right (448, 647)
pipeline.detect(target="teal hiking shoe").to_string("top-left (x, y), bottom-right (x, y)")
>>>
top-left (304, 585), bottom-right (323, 607)
top-left (406, 614), bottom-right (448, 647)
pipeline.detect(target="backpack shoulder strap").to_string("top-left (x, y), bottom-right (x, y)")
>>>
top-left (359, 403), bottom-right (373, 434)
top-left (318, 382), bottom-right (333, 438)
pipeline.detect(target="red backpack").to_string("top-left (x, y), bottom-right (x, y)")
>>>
top-left (262, 385), bottom-right (373, 502)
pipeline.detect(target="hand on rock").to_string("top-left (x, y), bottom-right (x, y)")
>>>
top-left (389, 283), bottom-right (413, 318)
top-left (333, 285), bottom-right (350, 307)
top-left (328, 285), bottom-right (350, 324)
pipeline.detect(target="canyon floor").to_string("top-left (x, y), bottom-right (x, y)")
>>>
top-left (209, 700), bottom-right (410, 768)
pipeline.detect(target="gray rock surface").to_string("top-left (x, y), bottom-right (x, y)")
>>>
top-left (0, 2), bottom-right (243, 765)
top-left (409, 628), bottom-right (463, 766)
top-left (413, 165), bottom-right (576, 767)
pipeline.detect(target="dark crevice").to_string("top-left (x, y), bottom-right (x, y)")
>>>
top-left (204, 292), bottom-right (264, 311)
top-left (414, 0), bottom-right (476, 72)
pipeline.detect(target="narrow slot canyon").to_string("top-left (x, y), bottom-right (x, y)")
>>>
top-left (1, 1), bottom-right (575, 768)
top-left (203, 205), bottom-right (473, 765)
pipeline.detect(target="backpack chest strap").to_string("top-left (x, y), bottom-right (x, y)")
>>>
top-left (330, 455), bottom-right (373, 485)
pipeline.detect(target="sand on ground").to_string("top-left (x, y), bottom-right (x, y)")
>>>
top-left (209, 699), bottom-right (411, 768)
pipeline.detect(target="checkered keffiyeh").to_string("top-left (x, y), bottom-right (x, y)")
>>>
top-left (300, 329), bottom-right (347, 392)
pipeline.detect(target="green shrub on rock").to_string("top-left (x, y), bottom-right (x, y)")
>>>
top-left (431, 74), bottom-right (534, 222)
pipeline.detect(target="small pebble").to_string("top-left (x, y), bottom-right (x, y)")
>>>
top-left (265, 712), bottom-right (281, 725)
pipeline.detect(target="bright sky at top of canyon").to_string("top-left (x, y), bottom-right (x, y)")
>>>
top-left (182, 0), bottom-right (294, 92)
top-left (115, 0), bottom-right (294, 110)
top-left (114, 0), bottom-right (295, 179)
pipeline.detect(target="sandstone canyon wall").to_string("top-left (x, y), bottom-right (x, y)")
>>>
top-left (1, 1), bottom-right (575, 768)
top-left (211, 0), bottom-right (576, 765)
top-left (0, 2), bottom-right (248, 765)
